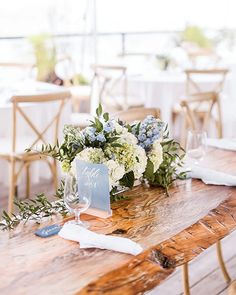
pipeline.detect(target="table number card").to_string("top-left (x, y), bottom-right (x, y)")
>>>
top-left (76, 159), bottom-right (112, 218)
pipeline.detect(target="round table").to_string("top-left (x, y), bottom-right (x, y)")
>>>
top-left (127, 71), bottom-right (234, 136)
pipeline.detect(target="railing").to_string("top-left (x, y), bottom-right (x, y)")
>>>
top-left (0, 31), bottom-right (182, 72)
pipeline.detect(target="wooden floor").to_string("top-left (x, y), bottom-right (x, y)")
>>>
top-left (148, 230), bottom-right (236, 295)
top-left (1, 181), bottom-right (236, 295)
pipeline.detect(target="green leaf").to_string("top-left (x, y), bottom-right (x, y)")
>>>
top-left (110, 143), bottom-right (123, 148)
top-left (107, 136), bottom-right (120, 143)
top-left (120, 171), bottom-right (135, 188)
top-left (136, 121), bottom-right (141, 134)
top-left (110, 194), bottom-right (129, 202)
top-left (94, 117), bottom-right (103, 132)
top-left (144, 159), bottom-right (154, 181)
top-left (103, 112), bottom-right (109, 122)
top-left (96, 104), bottom-right (102, 117)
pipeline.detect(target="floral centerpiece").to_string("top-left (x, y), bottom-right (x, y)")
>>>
top-left (0, 105), bottom-right (186, 231)
top-left (51, 105), bottom-right (184, 196)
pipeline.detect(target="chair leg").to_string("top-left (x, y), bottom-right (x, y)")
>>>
top-left (182, 263), bottom-right (190, 295)
top-left (26, 163), bottom-right (30, 198)
top-left (52, 159), bottom-right (58, 191)
top-left (180, 115), bottom-right (187, 148)
top-left (8, 158), bottom-right (16, 214)
top-left (216, 240), bottom-right (231, 283)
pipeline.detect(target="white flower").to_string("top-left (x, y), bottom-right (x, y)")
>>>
top-left (76, 147), bottom-right (105, 163)
top-left (114, 121), bottom-right (123, 134)
top-left (133, 146), bottom-right (147, 179)
top-left (119, 131), bottom-right (138, 145)
top-left (148, 140), bottom-right (163, 172)
top-left (105, 159), bottom-right (125, 190)
top-left (70, 147), bottom-right (105, 175)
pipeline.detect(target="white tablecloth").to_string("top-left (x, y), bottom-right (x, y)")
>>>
top-left (127, 71), bottom-right (234, 137)
top-left (0, 80), bottom-right (71, 187)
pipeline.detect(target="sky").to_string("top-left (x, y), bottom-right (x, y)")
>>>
top-left (0, 0), bottom-right (235, 36)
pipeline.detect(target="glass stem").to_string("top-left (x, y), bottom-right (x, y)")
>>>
top-left (75, 209), bottom-right (81, 225)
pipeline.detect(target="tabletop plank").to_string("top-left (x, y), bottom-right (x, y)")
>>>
top-left (0, 148), bottom-right (236, 295)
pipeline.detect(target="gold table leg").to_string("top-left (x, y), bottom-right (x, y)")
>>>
top-left (182, 262), bottom-right (190, 295)
top-left (216, 240), bottom-right (231, 283)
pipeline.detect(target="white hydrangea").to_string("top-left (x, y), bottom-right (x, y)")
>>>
top-left (105, 159), bottom-right (125, 190)
top-left (76, 147), bottom-right (105, 163)
top-left (70, 147), bottom-right (105, 175)
top-left (114, 121), bottom-right (124, 134)
top-left (148, 140), bottom-right (163, 172)
top-left (119, 131), bottom-right (138, 145)
top-left (133, 146), bottom-right (147, 179)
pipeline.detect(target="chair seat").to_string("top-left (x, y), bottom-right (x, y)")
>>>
top-left (70, 113), bottom-right (93, 128)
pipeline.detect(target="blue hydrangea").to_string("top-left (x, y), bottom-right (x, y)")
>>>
top-left (83, 127), bottom-right (97, 142)
top-left (138, 134), bottom-right (146, 142)
top-left (88, 134), bottom-right (96, 142)
top-left (96, 133), bottom-right (106, 142)
top-left (104, 121), bottom-right (115, 133)
top-left (132, 116), bottom-right (165, 151)
top-left (147, 130), bottom-right (153, 137)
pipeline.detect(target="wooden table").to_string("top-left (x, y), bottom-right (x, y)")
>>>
top-left (1, 148), bottom-right (236, 295)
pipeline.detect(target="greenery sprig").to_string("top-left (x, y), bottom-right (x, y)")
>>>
top-left (0, 181), bottom-right (68, 232)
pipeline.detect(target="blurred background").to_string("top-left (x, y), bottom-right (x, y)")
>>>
top-left (1, 0), bottom-right (236, 81)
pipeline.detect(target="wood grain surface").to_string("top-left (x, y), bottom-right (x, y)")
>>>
top-left (0, 148), bottom-right (236, 295)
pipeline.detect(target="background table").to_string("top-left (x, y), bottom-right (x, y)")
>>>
top-left (0, 148), bottom-right (236, 294)
top-left (0, 80), bottom-right (71, 186)
top-left (127, 71), bottom-right (235, 137)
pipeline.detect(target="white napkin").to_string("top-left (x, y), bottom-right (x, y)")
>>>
top-left (190, 165), bottom-right (236, 186)
top-left (206, 138), bottom-right (236, 151)
top-left (58, 223), bottom-right (143, 256)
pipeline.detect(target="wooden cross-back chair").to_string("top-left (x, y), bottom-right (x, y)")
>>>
top-left (172, 68), bottom-right (229, 140)
top-left (0, 91), bottom-right (71, 213)
top-left (91, 64), bottom-right (143, 112)
top-left (180, 92), bottom-right (222, 147)
top-left (114, 107), bottom-right (161, 123)
top-left (91, 64), bottom-right (127, 111)
top-left (185, 68), bottom-right (229, 96)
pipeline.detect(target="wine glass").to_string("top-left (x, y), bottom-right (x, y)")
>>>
top-left (186, 130), bottom-right (207, 165)
top-left (64, 173), bottom-right (92, 228)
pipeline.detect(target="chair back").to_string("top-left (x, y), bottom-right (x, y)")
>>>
top-left (187, 50), bottom-right (220, 68)
top-left (180, 92), bottom-right (222, 140)
top-left (114, 107), bottom-right (161, 123)
top-left (91, 64), bottom-right (128, 111)
top-left (11, 91), bottom-right (71, 153)
top-left (185, 69), bottom-right (229, 96)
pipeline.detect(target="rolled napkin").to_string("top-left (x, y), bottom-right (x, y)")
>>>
top-left (58, 222), bottom-right (143, 256)
top-left (190, 165), bottom-right (236, 186)
top-left (206, 138), bottom-right (236, 151)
